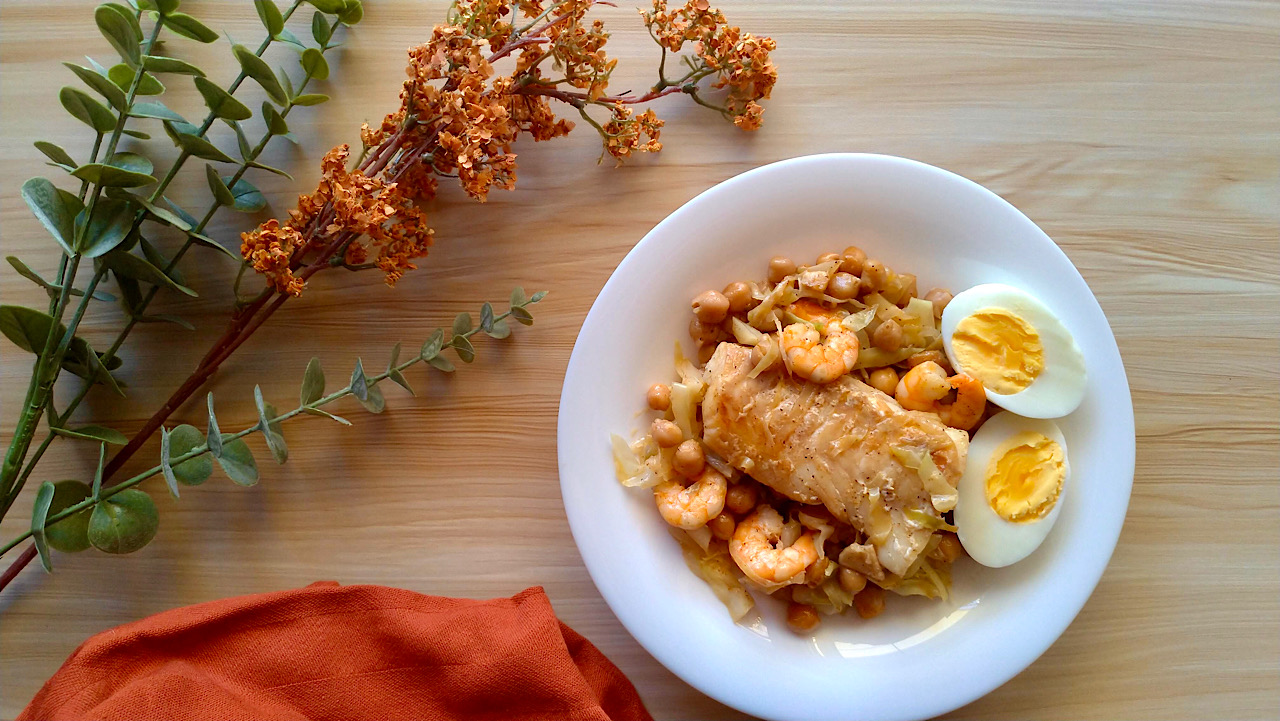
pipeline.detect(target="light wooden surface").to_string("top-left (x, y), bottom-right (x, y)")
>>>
top-left (2, 1), bottom-right (1278, 718)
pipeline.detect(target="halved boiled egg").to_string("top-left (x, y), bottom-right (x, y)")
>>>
top-left (954, 411), bottom-right (1069, 567)
top-left (940, 283), bottom-right (1086, 419)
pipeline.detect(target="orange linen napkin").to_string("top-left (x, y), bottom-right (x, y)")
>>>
top-left (20, 583), bottom-right (652, 721)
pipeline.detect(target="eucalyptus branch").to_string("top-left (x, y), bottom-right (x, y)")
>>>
top-left (0, 293), bottom-right (546, 563)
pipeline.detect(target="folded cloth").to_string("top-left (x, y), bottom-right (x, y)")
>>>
top-left (20, 583), bottom-right (651, 721)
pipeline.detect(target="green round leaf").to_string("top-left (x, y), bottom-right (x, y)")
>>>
top-left (35, 141), bottom-right (77, 168)
top-left (300, 48), bottom-right (329, 81)
top-left (224, 176), bottom-right (266, 212)
top-left (95, 4), bottom-right (142, 66)
top-left (232, 44), bottom-right (287, 106)
top-left (46, 480), bottom-right (94, 553)
top-left (307, 0), bottom-right (346, 13)
top-left (193, 76), bottom-right (252, 121)
top-left (88, 489), bottom-right (159, 554)
top-left (142, 55), bottom-right (205, 76)
top-left (71, 163), bottom-right (157, 188)
top-left (337, 0), bottom-right (362, 25)
top-left (131, 100), bottom-right (187, 123)
top-left (255, 0), bottom-right (285, 36)
top-left (169, 423), bottom-right (213, 485)
top-left (75, 198), bottom-right (136, 258)
top-left (311, 11), bottom-right (332, 45)
top-left (21, 177), bottom-right (77, 255)
top-left (108, 64), bottom-right (165, 95)
top-left (63, 62), bottom-right (127, 110)
top-left (215, 437), bottom-right (259, 486)
top-left (58, 87), bottom-right (115, 133)
top-left (162, 12), bottom-right (218, 43)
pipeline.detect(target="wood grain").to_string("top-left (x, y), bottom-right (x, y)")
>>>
top-left (2, 1), bottom-right (1278, 718)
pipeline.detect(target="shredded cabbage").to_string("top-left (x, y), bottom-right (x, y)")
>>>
top-left (686, 524), bottom-right (712, 552)
top-left (840, 307), bottom-right (877, 333)
top-left (865, 488), bottom-right (893, 545)
top-left (891, 446), bottom-right (958, 512)
top-left (747, 278), bottom-right (799, 330)
top-left (670, 382), bottom-right (700, 439)
top-left (904, 508), bottom-right (959, 533)
top-left (673, 531), bottom-right (755, 622)
top-left (673, 342), bottom-right (706, 394)
top-left (854, 346), bottom-right (923, 370)
top-left (612, 434), bottom-right (663, 488)
top-left (705, 449), bottom-right (735, 480)
top-left (797, 510), bottom-right (835, 561)
top-left (730, 317), bottom-right (763, 346)
top-left (905, 297), bottom-right (935, 330)
top-left (747, 336), bottom-right (781, 379)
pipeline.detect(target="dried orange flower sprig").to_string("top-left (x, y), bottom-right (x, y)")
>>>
top-left (241, 0), bottom-right (777, 296)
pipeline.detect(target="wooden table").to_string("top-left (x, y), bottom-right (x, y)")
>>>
top-left (2, 1), bottom-right (1277, 718)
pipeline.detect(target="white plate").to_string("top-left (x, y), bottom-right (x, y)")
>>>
top-left (557, 154), bottom-right (1134, 721)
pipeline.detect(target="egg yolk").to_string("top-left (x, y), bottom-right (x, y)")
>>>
top-left (951, 308), bottom-right (1044, 395)
top-left (984, 431), bottom-right (1064, 523)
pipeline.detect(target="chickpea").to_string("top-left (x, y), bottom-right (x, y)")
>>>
top-left (697, 342), bottom-right (718, 365)
top-left (673, 439), bottom-right (705, 477)
top-left (923, 287), bottom-right (953, 319)
top-left (928, 532), bottom-right (964, 563)
top-left (786, 602), bottom-right (822, 633)
top-left (689, 317), bottom-right (720, 345)
top-left (861, 258), bottom-right (890, 294)
top-left (725, 482), bottom-right (758, 515)
top-left (805, 556), bottom-right (832, 585)
top-left (722, 281), bottom-right (757, 313)
top-left (906, 350), bottom-right (949, 371)
top-left (816, 251), bottom-right (842, 266)
top-left (838, 567), bottom-right (867, 595)
top-left (872, 318), bottom-right (903, 352)
top-left (827, 271), bottom-right (860, 301)
top-left (692, 290), bottom-right (730, 324)
top-left (868, 367), bottom-right (899, 395)
top-left (853, 584), bottom-right (886, 619)
top-left (840, 246), bottom-right (867, 276)
top-left (768, 256), bottom-right (797, 284)
top-left (708, 512), bottom-right (736, 541)
top-left (646, 383), bottom-right (671, 411)
top-left (650, 418), bottom-right (683, 448)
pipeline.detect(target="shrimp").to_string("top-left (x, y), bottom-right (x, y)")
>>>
top-left (781, 311), bottom-right (860, 384)
top-left (654, 467), bottom-right (727, 530)
top-left (729, 505), bottom-right (820, 588)
top-left (894, 360), bottom-right (986, 430)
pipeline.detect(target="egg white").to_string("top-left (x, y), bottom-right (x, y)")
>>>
top-left (941, 283), bottom-right (1087, 419)
top-left (954, 411), bottom-right (1069, 568)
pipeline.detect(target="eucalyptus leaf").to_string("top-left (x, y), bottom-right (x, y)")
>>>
top-left (358, 383), bottom-right (385, 414)
top-left (349, 358), bottom-right (368, 401)
top-left (206, 164), bottom-right (235, 206)
top-left (107, 152), bottom-right (154, 176)
top-left (388, 369), bottom-right (415, 396)
top-left (255, 0), bottom-right (285, 36)
top-left (512, 306), bottom-right (534, 326)
top-left (6, 256), bottom-right (114, 301)
top-left (486, 319), bottom-right (511, 340)
top-left (63, 62), bottom-right (127, 109)
top-left (300, 357), bottom-right (324, 404)
top-left (253, 386), bottom-right (288, 464)
top-left (230, 121), bottom-right (254, 159)
top-left (427, 355), bottom-right (455, 373)
top-left (311, 11), bottom-right (331, 45)
top-left (232, 44), bottom-right (287, 106)
top-left (275, 27), bottom-right (307, 51)
top-left (108, 64), bottom-right (164, 95)
top-left (169, 424), bottom-right (212, 485)
top-left (337, 0), bottom-right (362, 25)
top-left (215, 437), bottom-right (258, 486)
top-left (88, 489), bottom-right (159, 554)
top-left (35, 142), bottom-right (77, 168)
top-left (206, 394), bottom-right (223, 458)
top-left (193, 76), bottom-right (252, 121)
top-left (480, 302), bottom-right (495, 332)
top-left (51, 424), bottom-right (128, 445)
top-left (95, 4), bottom-right (142, 66)
top-left (262, 101), bottom-right (289, 135)
top-left (165, 121), bottom-right (235, 162)
top-left (162, 12), bottom-right (218, 43)
top-left (153, 0), bottom-right (181, 14)
top-left (279, 65), bottom-right (295, 101)
top-left (32, 481), bottom-right (56, 571)
top-left (75, 198), bottom-right (135, 257)
top-left (290, 93), bottom-right (329, 107)
top-left (0, 305), bottom-right (65, 355)
top-left (59, 86), bottom-right (116, 132)
top-left (21, 177), bottom-right (77, 255)
top-left (451, 334), bottom-right (475, 363)
top-left (104, 3), bottom-right (144, 40)
top-left (303, 407), bottom-right (351, 425)
top-left (452, 312), bottom-right (472, 335)
top-left (91, 443), bottom-right (107, 498)
top-left (510, 286), bottom-right (526, 306)
top-left (307, 0), bottom-right (346, 13)
top-left (71, 163), bottom-right (156, 188)
top-left (45, 481), bottom-right (94, 553)
top-left (138, 237), bottom-right (184, 285)
top-left (101, 249), bottom-right (197, 295)
top-left (388, 341), bottom-right (402, 367)
top-left (132, 193), bottom-right (191, 230)
top-left (122, 128), bottom-right (152, 139)
top-left (163, 197), bottom-right (199, 227)
top-left (300, 48), bottom-right (329, 81)
top-left (159, 426), bottom-right (181, 498)
top-left (143, 55), bottom-right (204, 76)
top-left (245, 160), bottom-right (294, 179)
top-left (530, 290), bottom-right (548, 303)
top-left (137, 313), bottom-right (194, 330)
top-left (420, 328), bottom-right (444, 360)
top-left (62, 340), bottom-right (126, 397)
top-left (130, 100), bottom-right (187, 122)
top-left (185, 230), bottom-right (240, 261)
top-left (225, 176), bottom-right (266, 212)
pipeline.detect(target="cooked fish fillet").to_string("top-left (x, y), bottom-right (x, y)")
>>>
top-left (702, 343), bottom-right (969, 576)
